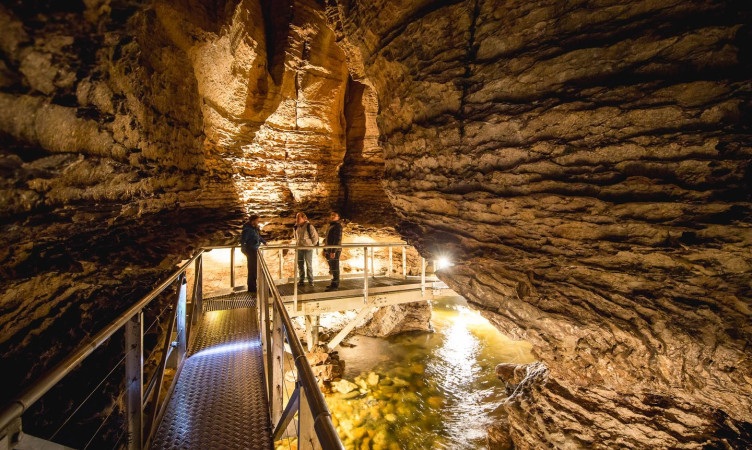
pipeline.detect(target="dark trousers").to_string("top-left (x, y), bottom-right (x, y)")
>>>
top-left (297, 249), bottom-right (313, 282)
top-left (326, 250), bottom-right (341, 286)
top-left (245, 249), bottom-right (258, 292)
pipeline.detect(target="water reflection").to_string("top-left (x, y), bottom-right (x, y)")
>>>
top-left (329, 296), bottom-right (535, 449)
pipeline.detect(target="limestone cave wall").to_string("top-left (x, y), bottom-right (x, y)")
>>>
top-left (0, 0), bottom-right (393, 409)
top-left (325, 0), bottom-right (752, 447)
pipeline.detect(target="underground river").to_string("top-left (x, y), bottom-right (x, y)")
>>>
top-left (323, 296), bottom-right (536, 449)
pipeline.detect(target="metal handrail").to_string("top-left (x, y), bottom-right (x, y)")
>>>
top-left (257, 249), bottom-right (344, 449)
top-left (260, 242), bottom-right (407, 250)
top-left (0, 251), bottom-right (203, 434)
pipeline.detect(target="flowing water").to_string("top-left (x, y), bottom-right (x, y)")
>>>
top-left (325, 296), bottom-right (536, 450)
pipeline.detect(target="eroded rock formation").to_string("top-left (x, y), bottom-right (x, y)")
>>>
top-left (325, 0), bottom-right (752, 447)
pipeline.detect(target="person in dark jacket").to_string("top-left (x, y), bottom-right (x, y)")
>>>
top-left (324, 211), bottom-right (343, 291)
top-left (241, 214), bottom-right (266, 292)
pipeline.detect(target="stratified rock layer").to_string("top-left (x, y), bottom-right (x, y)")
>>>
top-left (326, 0), bottom-right (752, 447)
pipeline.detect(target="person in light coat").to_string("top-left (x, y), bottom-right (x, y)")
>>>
top-left (293, 212), bottom-right (318, 286)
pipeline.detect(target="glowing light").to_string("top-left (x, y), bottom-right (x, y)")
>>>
top-left (192, 341), bottom-right (259, 358)
top-left (437, 257), bottom-right (452, 270)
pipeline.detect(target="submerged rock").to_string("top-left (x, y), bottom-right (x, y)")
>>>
top-left (332, 379), bottom-right (359, 394)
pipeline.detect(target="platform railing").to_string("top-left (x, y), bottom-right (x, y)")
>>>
top-left (259, 242), bottom-right (426, 311)
top-left (257, 249), bottom-right (344, 450)
top-left (0, 251), bottom-right (204, 450)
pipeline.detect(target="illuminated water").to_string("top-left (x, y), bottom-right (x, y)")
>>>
top-left (326, 296), bottom-right (536, 450)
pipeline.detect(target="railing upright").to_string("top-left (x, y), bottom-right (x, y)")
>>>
top-left (125, 311), bottom-right (143, 450)
top-left (293, 250), bottom-right (299, 311)
top-left (192, 254), bottom-right (203, 326)
top-left (363, 246), bottom-right (369, 303)
top-left (230, 247), bottom-right (235, 289)
top-left (370, 247), bottom-right (375, 279)
top-left (278, 249), bottom-right (283, 281)
top-left (402, 246), bottom-right (407, 279)
top-left (421, 257), bottom-right (426, 297)
top-left (270, 301), bottom-right (284, 426)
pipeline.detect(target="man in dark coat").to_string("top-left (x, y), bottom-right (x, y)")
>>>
top-left (324, 211), bottom-right (343, 291)
top-left (241, 214), bottom-right (266, 292)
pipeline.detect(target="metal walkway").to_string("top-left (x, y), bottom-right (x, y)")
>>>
top-left (151, 293), bottom-right (272, 450)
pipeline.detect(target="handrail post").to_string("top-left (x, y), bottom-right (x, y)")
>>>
top-left (271, 303), bottom-right (284, 425)
top-left (421, 257), bottom-right (426, 297)
top-left (298, 387), bottom-right (318, 450)
top-left (305, 315), bottom-right (313, 352)
top-left (230, 247), bottom-right (235, 289)
top-left (172, 278), bottom-right (187, 370)
top-left (278, 249), bottom-right (283, 281)
top-left (125, 311), bottom-right (143, 450)
top-left (388, 246), bottom-right (393, 276)
top-left (293, 250), bottom-right (299, 311)
top-left (402, 246), bottom-right (407, 279)
top-left (363, 246), bottom-right (369, 303)
top-left (370, 246), bottom-right (375, 279)
top-left (264, 274), bottom-right (273, 401)
top-left (258, 249), bottom-right (266, 349)
top-left (195, 255), bottom-right (203, 319)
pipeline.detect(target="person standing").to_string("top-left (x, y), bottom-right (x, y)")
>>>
top-left (241, 214), bottom-right (266, 292)
top-left (324, 211), bottom-right (343, 291)
top-left (293, 212), bottom-right (318, 286)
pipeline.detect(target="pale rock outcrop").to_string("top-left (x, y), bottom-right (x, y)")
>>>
top-left (356, 301), bottom-right (433, 337)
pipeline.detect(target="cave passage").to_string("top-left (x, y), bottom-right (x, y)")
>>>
top-left (1, 0), bottom-right (751, 449)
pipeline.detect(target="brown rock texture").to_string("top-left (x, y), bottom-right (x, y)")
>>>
top-left (326, 0), bottom-right (752, 447)
top-left (356, 301), bottom-right (433, 337)
top-left (0, 0), bottom-right (393, 437)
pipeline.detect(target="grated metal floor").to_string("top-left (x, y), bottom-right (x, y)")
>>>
top-left (203, 291), bottom-right (257, 312)
top-left (151, 297), bottom-right (272, 450)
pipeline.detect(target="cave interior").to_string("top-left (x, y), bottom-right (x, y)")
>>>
top-left (0, 0), bottom-right (751, 448)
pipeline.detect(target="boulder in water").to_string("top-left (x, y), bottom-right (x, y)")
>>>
top-left (333, 379), bottom-right (359, 394)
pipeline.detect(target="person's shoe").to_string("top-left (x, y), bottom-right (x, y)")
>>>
top-left (308, 281), bottom-right (314, 287)
top-left (297, 280), bottom-right (305, 286)
top-left (325, 284), bottom-right (338, 291)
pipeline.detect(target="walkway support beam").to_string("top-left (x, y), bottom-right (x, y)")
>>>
top-left (326, 307), bottom-right (371, 351)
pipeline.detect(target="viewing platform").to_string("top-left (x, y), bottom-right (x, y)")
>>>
top-left (0, 242), bottom-right (444, 450)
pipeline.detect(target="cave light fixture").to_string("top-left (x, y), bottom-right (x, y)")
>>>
top-left (436, 256), bottom-right (453, 270)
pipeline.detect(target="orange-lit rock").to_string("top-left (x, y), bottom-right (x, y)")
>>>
top-left (326, 0), bottom-right (752, 447)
